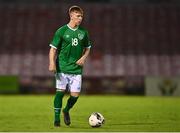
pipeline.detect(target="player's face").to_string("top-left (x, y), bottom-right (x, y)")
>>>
top-left (70, 11), bottom-right (83, 26)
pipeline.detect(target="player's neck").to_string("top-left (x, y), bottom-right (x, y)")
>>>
top-left (68, 22), bottom-right (78, 29)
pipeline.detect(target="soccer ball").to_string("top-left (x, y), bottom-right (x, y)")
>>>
top-left (88, 112), bottom-right (105, 127)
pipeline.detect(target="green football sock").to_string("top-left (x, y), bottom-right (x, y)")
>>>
top-left (54, 91), bottom-right (64, 122)
top-left (63, 96), bottom-right (79, 113)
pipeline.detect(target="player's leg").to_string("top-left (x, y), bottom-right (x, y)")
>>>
top-left (63, 92), bottom-right (79, 113)
top-left (63, 92), bottom-right (79, 126)
top-left (54, 89), bottom-right (65, 127)
top-left (54, 73), bottom-right (67, 127)
top-left (63, 74), bottom-right (82, 126)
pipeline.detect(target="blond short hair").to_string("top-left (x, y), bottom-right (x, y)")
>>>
top-left (69, 5), bottom-right (83, 15)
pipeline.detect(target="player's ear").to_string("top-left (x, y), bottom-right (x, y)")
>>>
top-left (69, 12), bottom-right (73, 20)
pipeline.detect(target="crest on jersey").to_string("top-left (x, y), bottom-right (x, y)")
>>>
top-left (78, 33), bottom-right (84, 40)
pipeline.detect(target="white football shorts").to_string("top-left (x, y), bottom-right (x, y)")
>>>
top-left (55, 73), bottom-right (82, 92)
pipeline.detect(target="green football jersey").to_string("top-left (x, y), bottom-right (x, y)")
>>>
top-left (50, 24), bottom-right (91, 74)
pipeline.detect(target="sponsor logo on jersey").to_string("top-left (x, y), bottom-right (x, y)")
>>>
top-left (78, 33), bottom-right (84, 40)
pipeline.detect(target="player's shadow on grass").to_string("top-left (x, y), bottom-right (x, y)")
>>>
top-left (66, 125), bottom-right (91, 129)
top-left (109, 122), bottom-right (160, 126)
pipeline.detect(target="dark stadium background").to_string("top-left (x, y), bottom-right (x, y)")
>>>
top-left (0, 0), bottom-right (180, 96)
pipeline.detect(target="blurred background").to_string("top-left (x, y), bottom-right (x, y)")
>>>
top-left (0, 0), bottom-right (180, 96)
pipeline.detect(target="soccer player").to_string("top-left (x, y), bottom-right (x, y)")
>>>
top-left (48, 5), bottom-right (91, 127)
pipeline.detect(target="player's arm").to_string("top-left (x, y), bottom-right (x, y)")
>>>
top-left (49, 28), bottom-right (62, 72)
top-left (76, 47), bottom-right (90, 66)
top-left (49, 47), bottom-right (57, 72)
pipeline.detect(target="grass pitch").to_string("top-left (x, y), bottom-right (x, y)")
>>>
top-left (0, 95), bottom-right (180, 132)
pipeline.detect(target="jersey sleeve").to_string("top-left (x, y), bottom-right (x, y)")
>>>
top-left (84, 31), bottom-right (92, 48)
top-left (49, 28), bottom-right (62, 49)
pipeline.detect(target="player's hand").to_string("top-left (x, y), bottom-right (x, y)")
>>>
top-left (49, 63), bottom-right (56, 73)
top-left (76, 57), bottom-right (85, 66)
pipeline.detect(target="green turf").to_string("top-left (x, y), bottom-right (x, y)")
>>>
top-left (0, 95), bottom-right (180, 132)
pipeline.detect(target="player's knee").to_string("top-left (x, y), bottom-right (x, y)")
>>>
top-left (70, 92), bottom-right (80, 97)
top-left (56, 88), bottom-right (65, 92)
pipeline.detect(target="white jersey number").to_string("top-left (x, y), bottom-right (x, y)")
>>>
top-left (72, 38), bottom-right (78, 46)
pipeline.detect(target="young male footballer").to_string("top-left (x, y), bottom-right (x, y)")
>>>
top-left (48, 5), bottom-right (91, 127)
